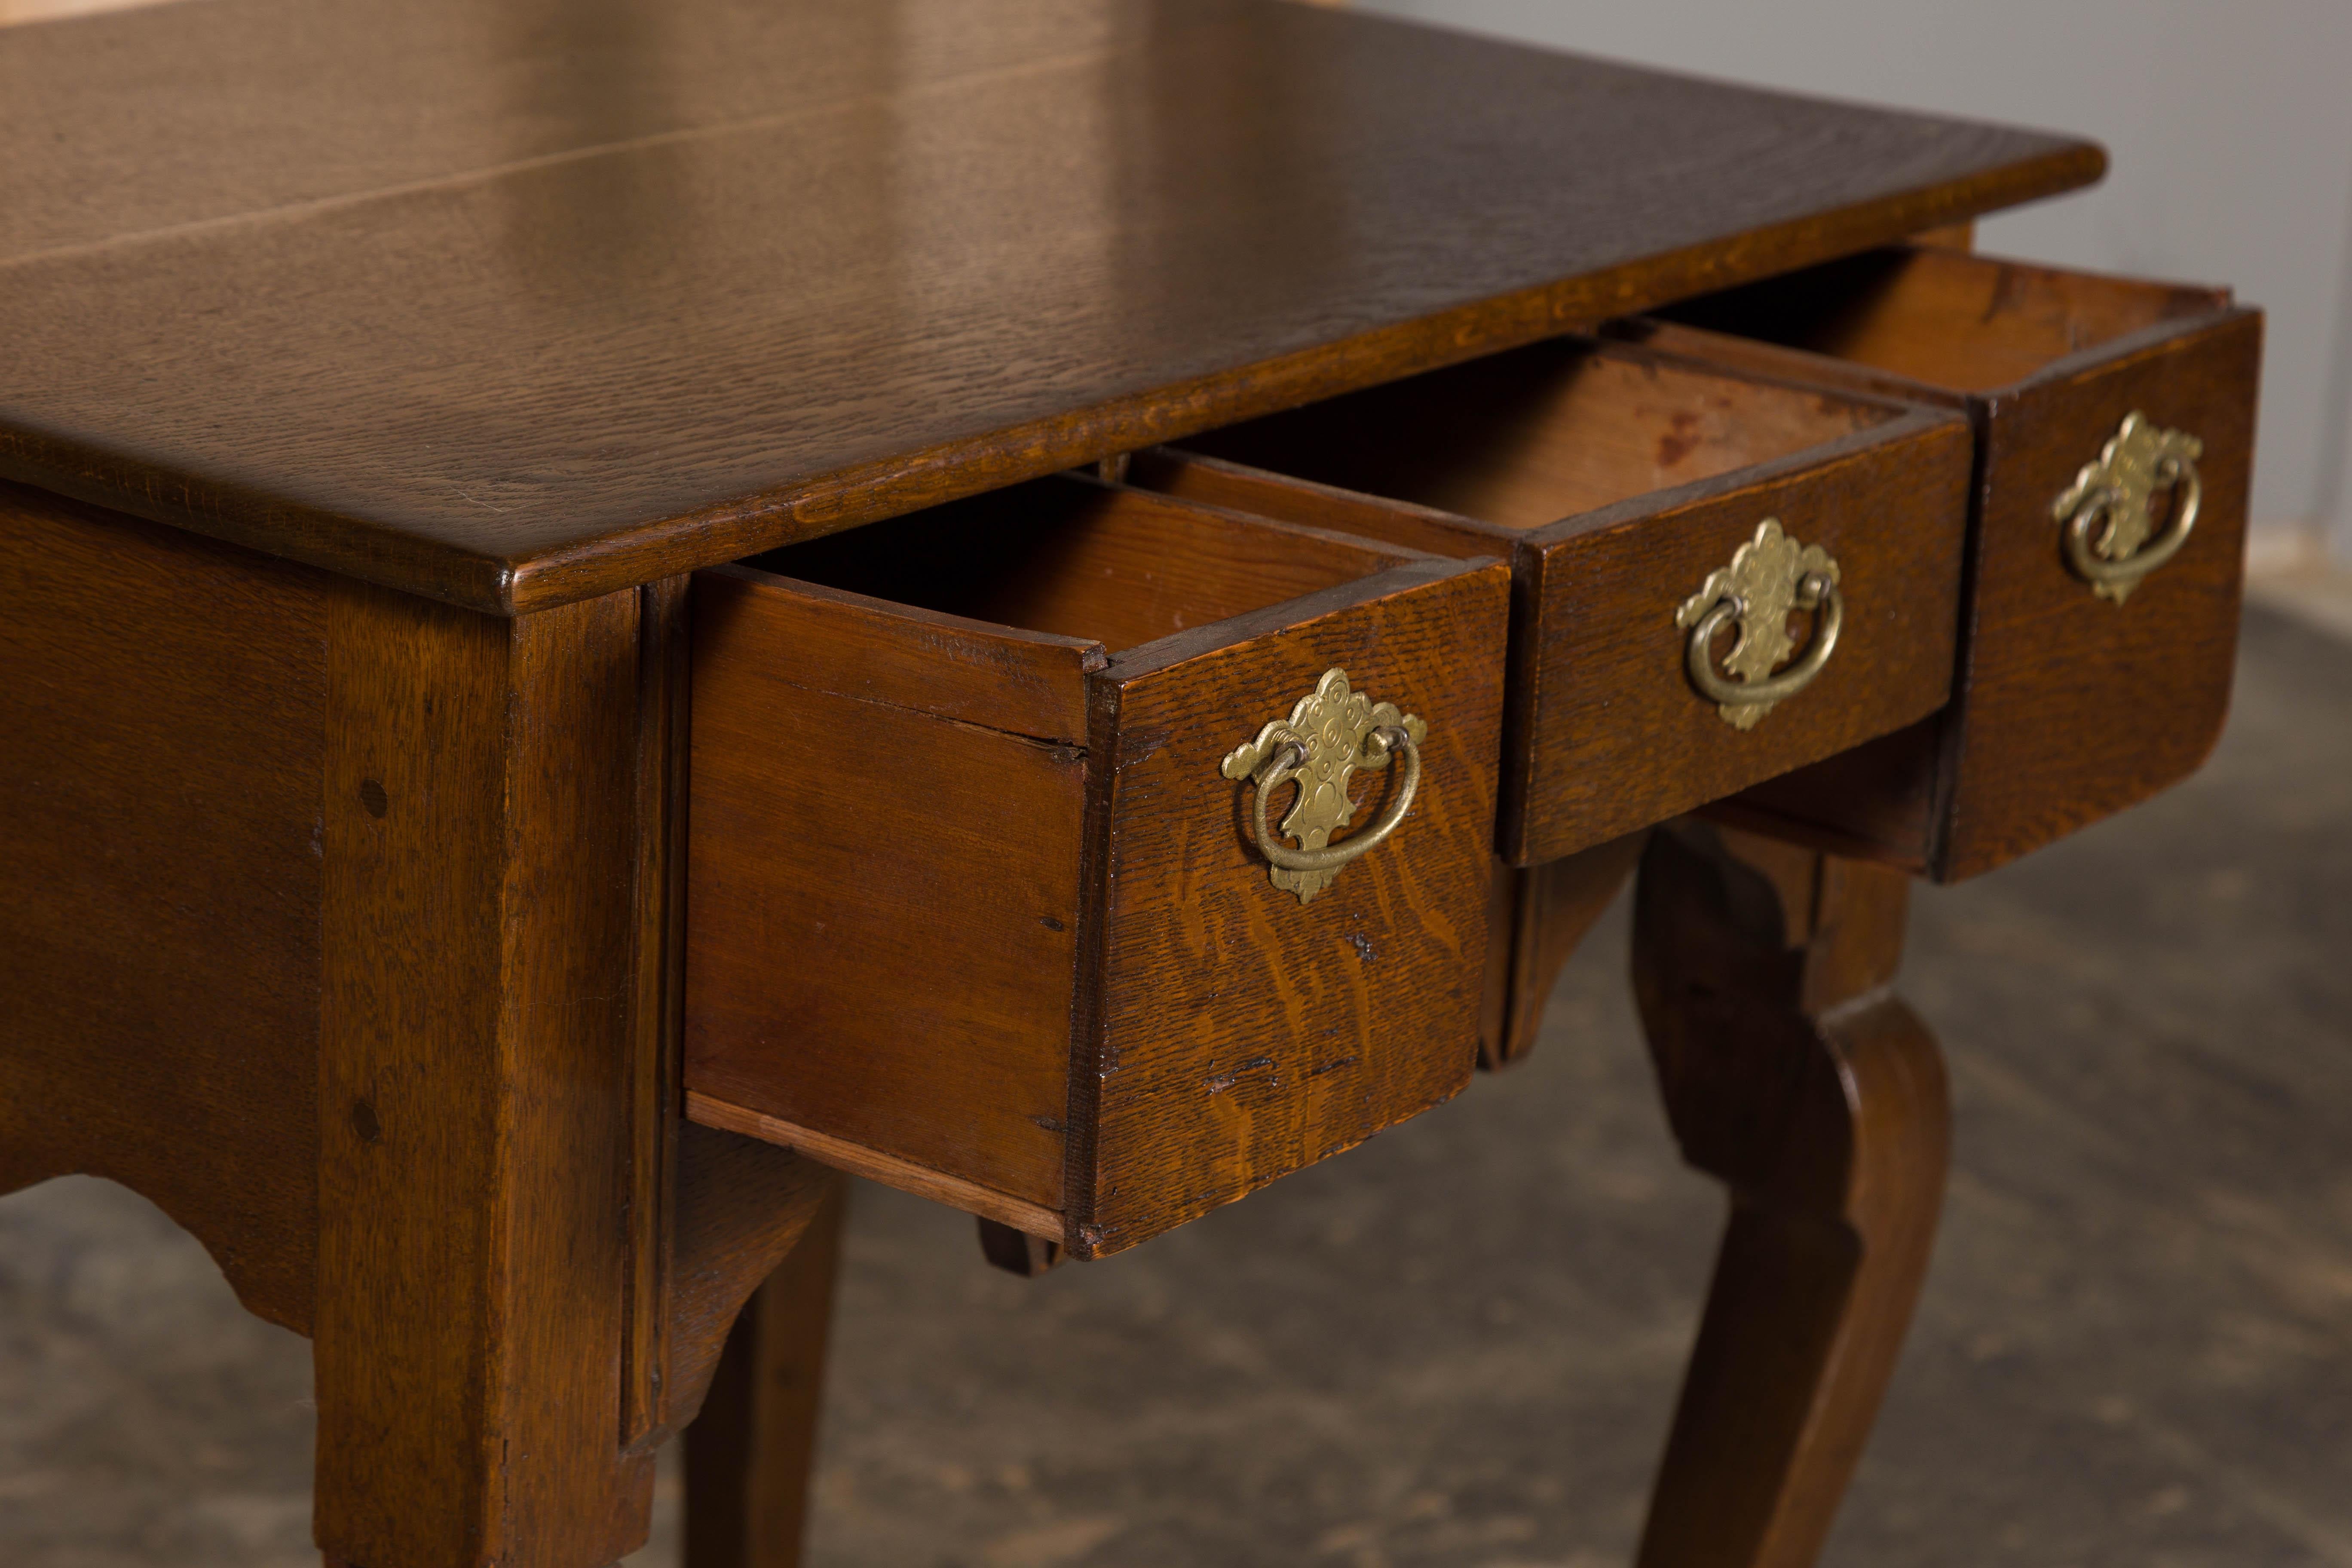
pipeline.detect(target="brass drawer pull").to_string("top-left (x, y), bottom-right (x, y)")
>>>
top-left (1222, 668), bottom-right (1425, 903)
top-left (2054, 411), bottom-right (2203, 605)
top-left (1675, 519), bottom-right (1844, 730)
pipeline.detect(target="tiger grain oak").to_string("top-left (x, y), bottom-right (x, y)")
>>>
top-left (1141, 337), bottom-right (1972, 865)
top-left (1632, 248), bottom-right (2263, 879)
top-left (0, 9), bottom-right (2217, 1567)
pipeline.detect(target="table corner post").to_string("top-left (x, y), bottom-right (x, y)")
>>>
top-left (314, 578), bottom-right (662, 1567)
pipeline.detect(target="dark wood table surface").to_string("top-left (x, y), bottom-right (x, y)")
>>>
top-left (0, 0), bottom-right (2095, 609)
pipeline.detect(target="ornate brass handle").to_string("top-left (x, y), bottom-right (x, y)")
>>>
top-left (1248, 725), bottom-right (1420, 870)
top-left (1675, 519), bottom-right (1843, 731)
top-left (2054, 411), bottom-right (2203, 605)
top-left (1222, 668), bottom-right (1426, 904)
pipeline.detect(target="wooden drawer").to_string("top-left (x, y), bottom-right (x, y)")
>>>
top-left (1129, 336), bottom-right (1974, 867)
top-left (1627, 246), bottom-right (2263, 879)
top-left (683, 478), bottom-right (1509, 1259)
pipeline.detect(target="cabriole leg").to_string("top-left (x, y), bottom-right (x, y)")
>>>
top-left (1631, 821), bottom-right (1949, 1568)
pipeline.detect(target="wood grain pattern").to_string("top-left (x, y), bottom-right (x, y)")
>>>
top-left (686, 1093), bottom-right (1063, 1241)
top-left (316, 580), bottom-right (652, 1567)
top-left (695, 565), bottom-right (1100, 744)
top-left (1656, 247), bottom-right (2228, 395)
top-left (1631, 822), bottom-right (1948, 1568)
top-left (1641, 250), bottom-right (2263, 878)
top-left (659, 1122), bottom-right (838, 1442)
top-left (1935, 318), bottom-right (2260, 876)
top-left (1072, 557), bottom-right (1510, 1255)
top-left (690, 486), bottom-right (1506, 1253)
top-left (1506, 418), bottom-right (1967, 864)
top-left (749, 478), bottom-right (1412, 661)
top-left (687, 571), bottom-right (1090, 1209)
top-left (1149, 340), bottom-right (1972, 865)
top-left (1183, 340), bottom-right (1899, 529)
top-left (0, 0), bottom-right (2098, 612)
top-left (1480, 833), bottom-right (1650, 1071)
top-left (684, 1181), bottom-right (846, 1568)
top-left (621, 576), bottom-right (850, 1457)
top-left (622, 576), bottom-right (690, 1446)
top-left (0, 484), bottom-right (324, 1332)
top-left (1130, 447), bottom-right (1491, 563)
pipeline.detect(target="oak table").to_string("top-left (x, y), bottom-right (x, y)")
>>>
top-left (0, 3), bottom-right (2257, 1565)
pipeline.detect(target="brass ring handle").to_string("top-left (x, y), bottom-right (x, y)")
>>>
top-left (2053, 411), bottom-right (2205, 606)
top-left (1220, 668), bottom-right (1427, 904)
top-left (2063, 460), bottom-right (2198, 591)
top-left (1248, 726), bottom-right (1420, 875)
top-left (1683, 573), bottom-right (1843, 715)
top-left (1675, 519), bottom-right (1844, 731)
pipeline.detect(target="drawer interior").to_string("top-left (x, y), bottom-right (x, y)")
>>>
top-left (742, 476), bottom-right (1415, 652)
top-left (1657, 246), bottom-right (2232, 392)
top-left (1179, 337), bottom-right (1903, 530)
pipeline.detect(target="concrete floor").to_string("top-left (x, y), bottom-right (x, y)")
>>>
top-left (3, 606), bottom-right (2347, 1568)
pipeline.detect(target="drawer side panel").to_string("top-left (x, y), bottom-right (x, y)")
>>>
top-left (686, 589), bottom-right (1086, 1210)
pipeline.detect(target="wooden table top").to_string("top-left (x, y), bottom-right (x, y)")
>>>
top-left (0, 0), bottom-right (2100, 612)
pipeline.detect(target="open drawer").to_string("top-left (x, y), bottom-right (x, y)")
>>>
top-left (1627, 246), bottom-right (2263, 879)
top-left (1129, 336), bottom-right (1974, 868)
top-left (683, 478), bottom-right (1508, 1258)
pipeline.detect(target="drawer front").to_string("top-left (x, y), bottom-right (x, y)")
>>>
top-left (1508, 415), bottom-right (1970, 864)
top-left (1642, 249), bottom-right (2263, 878)
top-left (1148, 337), bottom-right (1973, 869)
top-left (1075, 558), bottom-right (1510, 1255)
top-left (1938, 312), bottom-right (2260, 876)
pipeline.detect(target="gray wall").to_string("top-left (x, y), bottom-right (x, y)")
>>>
top-left (1362, 0), bottom-right (2352, 560)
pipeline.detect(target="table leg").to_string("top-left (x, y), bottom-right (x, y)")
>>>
top-left (1629, 822), bottom-right (1949, 1568)
top-left (315, 581), bottom-right (662, 1568)
top-left (684, 1182), bottom-right (848, 1568)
